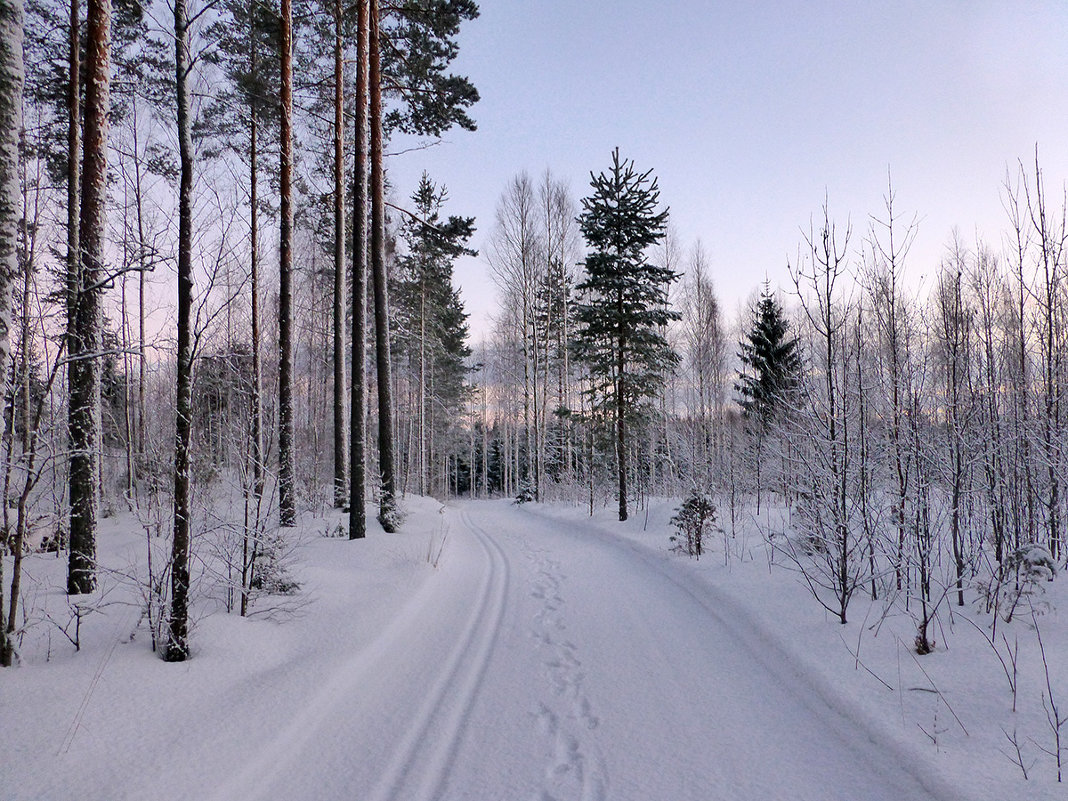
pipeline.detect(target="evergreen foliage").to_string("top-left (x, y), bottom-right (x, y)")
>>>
top-left (736, 282), bottom-right (801, 428)
top-left (393, 173), bottom-right (474, 492)
top-left (573, 148), bottom-right (678, 520)
top-left (670, 491), bottom-right (716, 559)
top-left (380, 0), bottom-right (480, 136)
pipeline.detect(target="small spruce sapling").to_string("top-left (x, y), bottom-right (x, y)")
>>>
top-left (671, 492), bottom-right (716, 559)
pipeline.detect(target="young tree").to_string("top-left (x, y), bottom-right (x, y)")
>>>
top-left (785, 203), bottom-right (868, 624)
top-left (573, 148), bottom-right (677, 521)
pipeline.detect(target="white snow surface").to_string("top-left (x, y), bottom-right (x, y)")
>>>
top-left (2, 497), bottom-right (1064, 800)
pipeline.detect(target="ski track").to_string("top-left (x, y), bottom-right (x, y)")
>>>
top-left (366, 511), bottom-right (510, 801)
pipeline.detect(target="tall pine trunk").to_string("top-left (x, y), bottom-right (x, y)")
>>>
top-left (277, 0), bottom-right (295, 526)
top-left (165, 0), bottom-right (194, 662)
top-left (349, 0), bottom-right (368, 539)
top-left (369, 0), bottom-right (396, 530)
top-left (68, 0), bottom-right (110, 596)
top-left (331, 0), bottom-right (347, 509)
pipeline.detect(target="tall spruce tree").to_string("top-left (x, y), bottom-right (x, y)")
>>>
top-left (392, 173), bottom-right (474, 495)
top-left (573, 148), bottom-right (678, 522)
top-left (736, 283), bottom-right (801, 428)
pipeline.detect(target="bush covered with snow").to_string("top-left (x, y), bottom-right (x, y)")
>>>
top-left (670, 492), bottom-right (716, 559)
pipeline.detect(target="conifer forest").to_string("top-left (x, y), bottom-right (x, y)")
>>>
top-left (0, 3), bottom-right (1066, 799)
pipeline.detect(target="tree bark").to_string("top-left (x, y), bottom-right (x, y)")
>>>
top-left (165, 0), bottom-right (194, 662)
top-left (249, 15), bottom-right (263, 504)
top-left (369, 0), bottom-right (396, 530)
top-left (331, 0), bottom-right (347, 509)
top-left (68, 0), bottom-right (110, 596)
top-left (349, 0), bottom-right (368, 539)
top-left (277, 0), bottom-right (295, 526)
top-left (0, 0), bottom-right (24, 666)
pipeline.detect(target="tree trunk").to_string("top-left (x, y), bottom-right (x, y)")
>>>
top-left (349, 0), bottom-right (368, 539)
top-left (331, 0), bottom-right (347, 509)
top-left (616, 322), bottom-right (627, 522)
top-left (242, 14), bottom-right (263, 614)
top-left (165, 0), bottom-right (193, 662)
top-left (0, 0), bottom-right (23, 666)
top-left (68, 0), bottom-right (110, 596)
top-left (369, 0), bottom-right (396, 530)
top-left (65, 0), bottom-right (80, 525)
top-left (277, 0), bottom-right (296, 526)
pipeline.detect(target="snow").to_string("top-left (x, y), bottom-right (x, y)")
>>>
top-left (1, 496), bottom-right (1064, 800)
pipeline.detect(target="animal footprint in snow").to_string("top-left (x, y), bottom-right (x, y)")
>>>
top-left (574, 697), bottom-right (599, 730)
top-left (535, 702), bottom-right (558, 736)
top-left (551, 733), bottom-right (581, 777)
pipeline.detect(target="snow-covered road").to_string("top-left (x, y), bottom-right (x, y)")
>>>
top-left (206, 501), bottom-right (962, 801)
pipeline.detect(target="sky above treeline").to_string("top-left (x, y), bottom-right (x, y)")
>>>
top-left (387, 1), bottom-right (1068, 339)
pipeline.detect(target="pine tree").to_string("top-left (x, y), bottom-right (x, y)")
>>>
top-left (573, 148), bottom-right (678, 522)
top-left (736, 282), bottom-right (800, 429)
top-left (67, 0), bottom-right (111, 595)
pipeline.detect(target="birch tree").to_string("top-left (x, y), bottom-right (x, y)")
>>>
top-left (0, 0), bottom-right (24, 666)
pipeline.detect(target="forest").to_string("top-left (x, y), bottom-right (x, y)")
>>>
top-left (0, 1), bottom-right (1067, 791)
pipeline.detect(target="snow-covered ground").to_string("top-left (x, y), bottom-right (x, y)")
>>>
top-left (2, 496), bottom-right (1064, 800)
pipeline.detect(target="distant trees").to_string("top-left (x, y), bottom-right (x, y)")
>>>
top-left (573, 148), bottom-right (678, 522)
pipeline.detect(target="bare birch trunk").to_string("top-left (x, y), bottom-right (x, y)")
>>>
top-left (0, 0), bottom-right (23, 664)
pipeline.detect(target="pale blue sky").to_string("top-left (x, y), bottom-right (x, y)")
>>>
top-left (388, 1), bottom-right (1068, 337)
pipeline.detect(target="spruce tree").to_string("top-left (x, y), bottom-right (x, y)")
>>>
top-left (736, 282), bottom-right (801, 429)
top-left (573, 148), bottom-right (678, 522)
top-left (392, 173), bottom-right (474, 494)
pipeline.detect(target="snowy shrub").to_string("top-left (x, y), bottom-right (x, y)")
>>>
top-left (670, 492), bottom-right (716, 559)
top-left (378, 505), bottom-right (405, 532)
top-left (513, 482), bottom-right (535, 506)
top-left (1012, 543), bottom-right (1058, 583)
top-left (980, 543), bottom-right (1059, 622)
